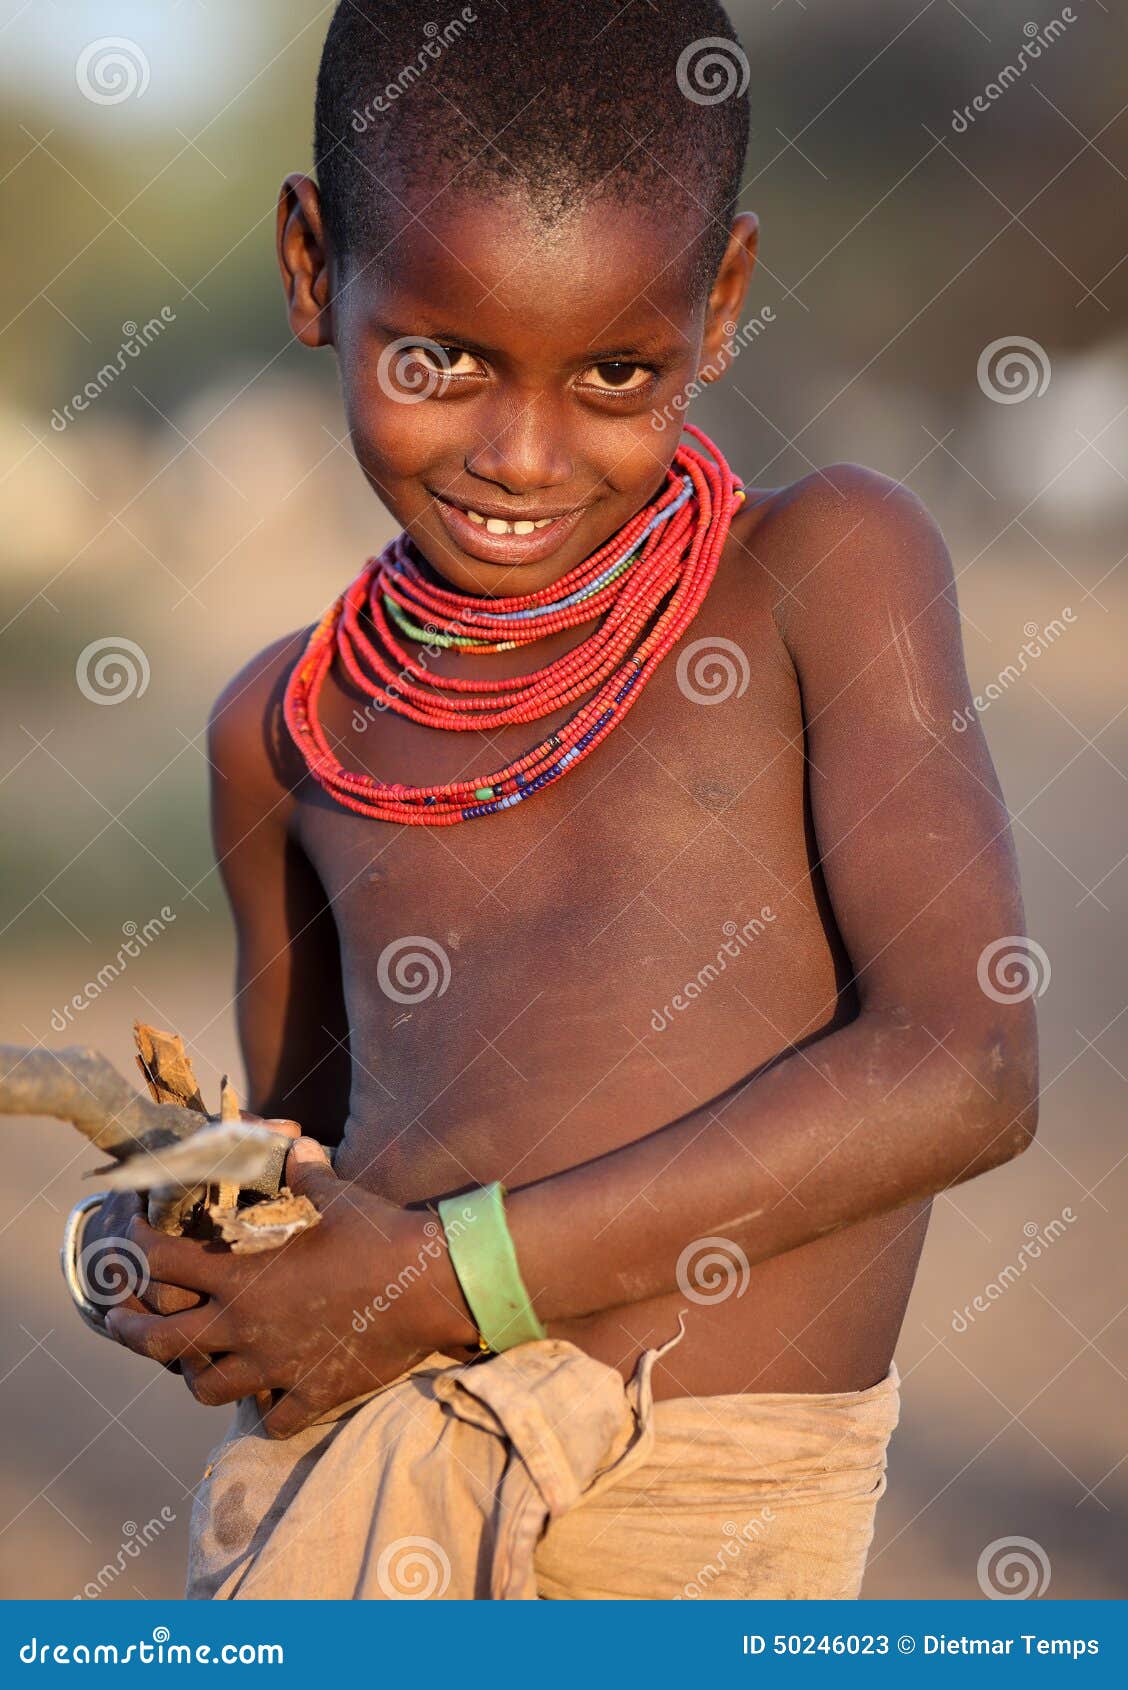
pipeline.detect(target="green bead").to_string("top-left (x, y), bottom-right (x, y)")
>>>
top-left (474, 786), bottom-right (494, 800)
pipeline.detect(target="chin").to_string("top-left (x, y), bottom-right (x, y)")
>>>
top-left (409, 527), bottom-right (584, 599)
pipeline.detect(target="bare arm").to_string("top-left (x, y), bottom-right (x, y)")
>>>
top-left (502, 467), bottom-right (1038, 1320)
top-left (207, 633), bottom-right (351, 1144)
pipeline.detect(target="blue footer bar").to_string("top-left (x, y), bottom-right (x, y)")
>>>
top-left (2, 1599), bottom-right (1126, 1685)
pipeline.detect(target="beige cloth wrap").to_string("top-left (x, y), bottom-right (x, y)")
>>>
top-left (186, 1333), bottom-right (899, 1602)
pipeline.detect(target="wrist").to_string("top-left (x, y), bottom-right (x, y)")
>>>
top-left (395, 1206), bottom-right (480, 1353)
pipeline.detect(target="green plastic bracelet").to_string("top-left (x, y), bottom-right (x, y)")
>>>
top-left (437, 1181), bottom-right (547, 1354)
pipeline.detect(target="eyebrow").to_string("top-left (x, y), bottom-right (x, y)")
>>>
top-left (373, 319), bottom-right (684, 367)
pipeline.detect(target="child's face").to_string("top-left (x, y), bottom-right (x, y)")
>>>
top-left (280, 180), bottom-right (757, 597)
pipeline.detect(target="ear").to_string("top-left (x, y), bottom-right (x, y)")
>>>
top-left (276, 173), bottom-right (334, 349)
top-left (698, 212), bottom-right (759, 385)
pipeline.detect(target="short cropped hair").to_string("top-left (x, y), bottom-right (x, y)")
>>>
top-left (314, 0), bottom-right (751, 296)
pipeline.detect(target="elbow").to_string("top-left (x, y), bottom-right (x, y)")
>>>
top-left (944, 1011), bottom-right (1041, 1178)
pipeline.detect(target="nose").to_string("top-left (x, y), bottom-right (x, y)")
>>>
top-left (463, 392), bottom-right (575, 495)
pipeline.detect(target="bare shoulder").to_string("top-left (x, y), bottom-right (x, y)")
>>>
top-left (207, 626), bottom-right (314, 814)
top-left (731, 462), bottom-right (952, 637)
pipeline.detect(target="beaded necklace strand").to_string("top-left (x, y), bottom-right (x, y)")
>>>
top-left (284, 424), bottom-right (742, 825)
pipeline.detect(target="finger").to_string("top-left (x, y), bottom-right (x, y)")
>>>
top-left (182, 1354), bottom-right (266, 1408)
top-left (103, 1303), bottom-right (230, 1367)
top-left (124, 1212), bottom-right (225, 1294)
top-left (140, 1279), bottom-right (205, 1317)
top-left (284, 1137), bottom-right (336, 1203)
top-left (251, 1113), bottom-right (303, 1140)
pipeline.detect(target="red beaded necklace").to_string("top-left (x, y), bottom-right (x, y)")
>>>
top-left (284, 425), bottom-right (742, 825)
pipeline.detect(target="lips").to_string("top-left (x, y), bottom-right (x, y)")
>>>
top-left (432, 493), bottom-right (588, 568)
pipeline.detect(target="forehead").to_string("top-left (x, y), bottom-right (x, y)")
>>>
top-left (348, 184), bottom-right (706, 351)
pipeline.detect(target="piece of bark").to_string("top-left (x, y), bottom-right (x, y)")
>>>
top-left (134, 1022), bottom-right (208, 1114)
top-left (2, 1026), bottom-right (308, 1250)
top-left (207, 1192), bottom-right (321, 1254)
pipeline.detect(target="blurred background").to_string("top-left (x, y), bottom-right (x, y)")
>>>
top-left (1, 0), bottom-right (1125, 1601)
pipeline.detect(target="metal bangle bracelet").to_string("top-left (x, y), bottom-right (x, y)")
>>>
top-left (60, 1193), bottom-right (114, 1338)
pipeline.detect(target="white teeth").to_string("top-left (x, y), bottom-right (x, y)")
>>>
top-left (462, 509), bottom-right (559, 535)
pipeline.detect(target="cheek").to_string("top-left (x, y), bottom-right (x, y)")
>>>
top-left (341, 372), bottom-right (453, 485)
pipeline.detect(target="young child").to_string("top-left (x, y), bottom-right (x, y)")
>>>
top-left (80, 0), bottom-right (1038, 1600)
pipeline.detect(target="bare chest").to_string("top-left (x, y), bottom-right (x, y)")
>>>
top-left (292, 550), bottom-right (841, 1198)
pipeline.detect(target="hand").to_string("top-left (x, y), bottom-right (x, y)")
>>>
top-left (103, 1139), bottom-right (476, 1437)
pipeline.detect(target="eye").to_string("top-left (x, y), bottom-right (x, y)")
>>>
top-left (579, 361), bottom-right (654, 394)
top-left (407, 342), bottom-right (484, 378)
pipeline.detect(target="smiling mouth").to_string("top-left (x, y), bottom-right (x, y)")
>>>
top-left (430, 492), bottom-right (589, 566)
